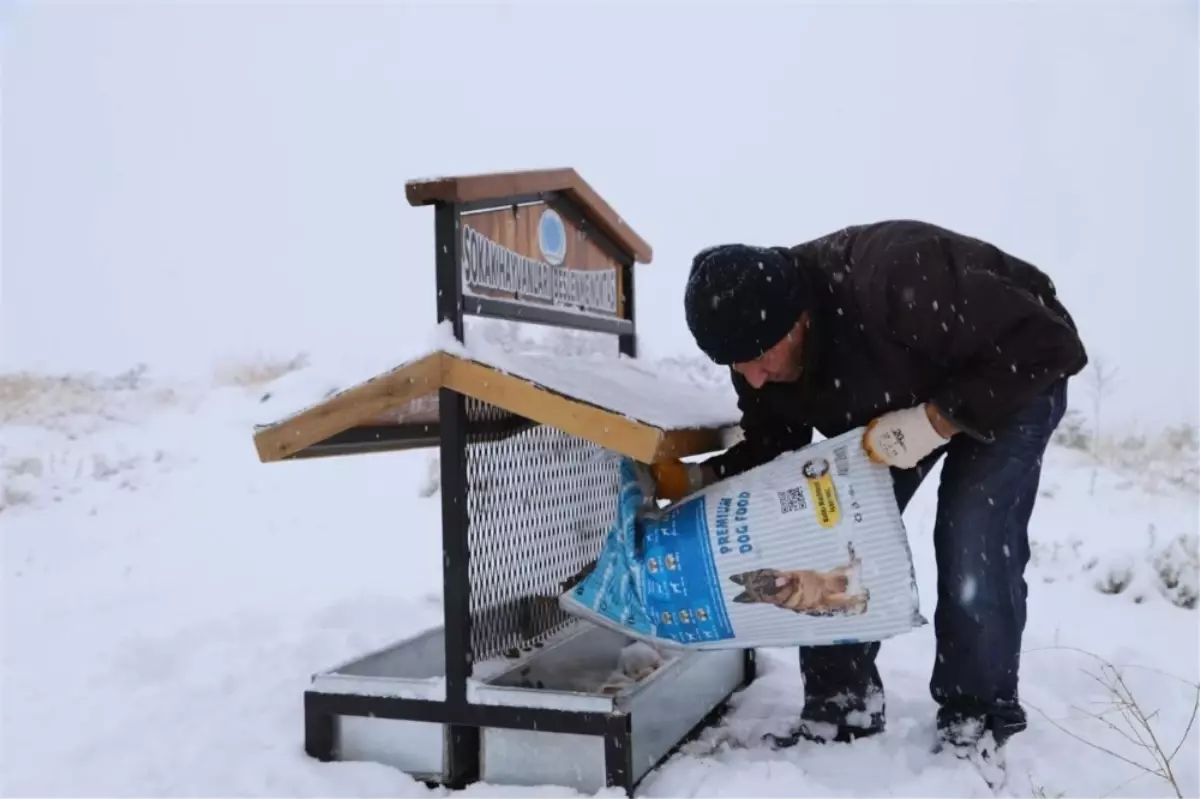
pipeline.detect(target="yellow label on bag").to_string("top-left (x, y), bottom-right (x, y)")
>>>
top-left (803, 458), bottom-right (841, 528)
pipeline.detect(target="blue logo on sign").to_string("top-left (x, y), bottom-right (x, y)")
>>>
top-left (538, 208), bottom-right (567, 265)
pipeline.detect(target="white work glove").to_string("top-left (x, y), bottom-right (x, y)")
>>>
top-left (862, 404), bottom-right (948, 469)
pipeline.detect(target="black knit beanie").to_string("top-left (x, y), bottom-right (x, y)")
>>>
top-left (683, 244), bottom-right (808, 365)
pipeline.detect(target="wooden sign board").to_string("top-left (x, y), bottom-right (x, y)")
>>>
top-left (460, 201), bottom-right (623, 319)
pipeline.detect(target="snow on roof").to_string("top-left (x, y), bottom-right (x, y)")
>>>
top-left (457, 344), bottom-right (740, 431)
top-left (257, 321), bottom-right (742, 433)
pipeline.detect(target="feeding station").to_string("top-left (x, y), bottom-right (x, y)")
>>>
top-left (251, 168), bottom-right (750, 795)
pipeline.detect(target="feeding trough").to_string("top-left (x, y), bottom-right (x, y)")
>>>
top-left (251, 168), bottom-right (751, 795)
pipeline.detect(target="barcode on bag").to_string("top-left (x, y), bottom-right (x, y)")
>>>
top-left (834, 444), bottom-right (850, 477)
top-left (777, 486), bottom-right (808, 514)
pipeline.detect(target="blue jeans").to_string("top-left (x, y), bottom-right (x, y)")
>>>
top-left (797, 379), bottom-right (1068, 746)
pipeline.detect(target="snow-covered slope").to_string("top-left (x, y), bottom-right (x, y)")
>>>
top-left (2, 357), bottom-right (1197, 798)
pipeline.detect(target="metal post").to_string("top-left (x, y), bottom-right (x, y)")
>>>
top-left (618, 259), bottom-right (636, 358)
top-left (435, 203), bottom-right (465, 342)
top-left (436, 387), bottom-right (470, 693)
top-left (303, 691), bottom-right (335, 762)
top-left (434, 202), bottom-right (479, 786)
top-left (743, 648), bottom-right (757, 684)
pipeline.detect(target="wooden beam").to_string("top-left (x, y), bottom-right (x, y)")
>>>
top-left (441, 355), bottom-right (665, 463)
top-left (405, 168), bottom-right (653, 265)
top-left (651, 427), bottom-right (733, 463)
top-left (253, 353), bottom-right (446, 463)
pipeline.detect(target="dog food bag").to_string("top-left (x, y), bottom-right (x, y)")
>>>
top-left (559, 428), bottom-right (927, 650)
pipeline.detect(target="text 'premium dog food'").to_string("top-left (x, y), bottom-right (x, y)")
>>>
top-left (560, 429), bottom-right (927, 650)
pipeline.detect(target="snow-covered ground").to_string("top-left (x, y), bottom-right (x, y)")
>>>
top-left (2, 354), bottom-right (1197, 798)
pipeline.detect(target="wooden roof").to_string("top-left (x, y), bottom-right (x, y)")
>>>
top-left (405, 168), bottom-right (653, 265)
top-left (252, 351), bottom-right (738, 464)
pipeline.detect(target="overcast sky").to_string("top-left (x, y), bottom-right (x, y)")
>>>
top-left (4, 1), bottom-right (1197, 429)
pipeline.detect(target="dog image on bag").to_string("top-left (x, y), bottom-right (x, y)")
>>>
top-left (728, 542), bottom-right (869, 617)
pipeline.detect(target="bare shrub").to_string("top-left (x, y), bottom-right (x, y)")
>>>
top-left (1086, 358), bottom-right (1120, 496)
top-left (1053, 409), bottom-right (1092, 451)
top-left (1028, 779), bottom-right (1065, 799)
top-left (1024, 647), bottom-right (1199, 799)
top-left (1, 483), bottom-right (35, 510)
top-left (1165, 424), bottom-right (1199, 454)
top-left (1094, 558), bottom-right (1134, 595)
top-left (1154, 533), bottom-right (1200, 610)
top-left (1077, 421), bottom-right (1200, 496)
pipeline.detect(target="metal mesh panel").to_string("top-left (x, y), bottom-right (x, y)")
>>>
top-left (464, 396), bottom-right (620, 662)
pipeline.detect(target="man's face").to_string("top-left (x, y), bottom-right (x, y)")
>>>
top-left (732, 313), bottom-right (809, 389)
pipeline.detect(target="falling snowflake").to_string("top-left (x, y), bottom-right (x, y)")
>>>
top-left (960, 575), bottom-right (978, 605)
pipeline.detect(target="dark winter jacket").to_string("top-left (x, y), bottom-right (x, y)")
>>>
top-left (704, 219), bottom-right (1088, 481)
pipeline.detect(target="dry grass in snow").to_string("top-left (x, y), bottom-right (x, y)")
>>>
top-left (0, 365), bottom-right (183, 433)
top-left (211, 353), bottom-right (310, 390)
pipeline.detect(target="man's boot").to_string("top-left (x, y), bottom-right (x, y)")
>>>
top-left (766, 717), bottom-right (884, 748)
top-left (766, 643), bottom-right (887, 749)
top-left (934, 713), bottom-right (1009, 789)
